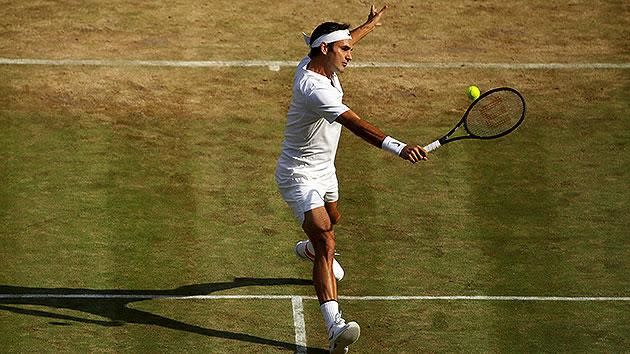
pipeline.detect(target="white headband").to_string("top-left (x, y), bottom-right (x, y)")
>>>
top-left (302, 29), bottom-right (352, 48)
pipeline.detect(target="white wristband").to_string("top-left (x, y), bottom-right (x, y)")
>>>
top-left (381, 136), bottom-right (407, 156)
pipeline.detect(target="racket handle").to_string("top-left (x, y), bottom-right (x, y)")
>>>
top-left (423, 140), bottom-right (441, 152)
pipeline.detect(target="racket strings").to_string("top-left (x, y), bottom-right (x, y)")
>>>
top-left (466, 91), bottom-right (524, 138)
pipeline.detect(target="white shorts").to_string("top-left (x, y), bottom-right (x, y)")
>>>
top-left (276, 174), bottom-right (339, 224)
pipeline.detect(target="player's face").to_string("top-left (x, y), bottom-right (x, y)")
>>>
top-left (326, 40), bottom-right (353, 74)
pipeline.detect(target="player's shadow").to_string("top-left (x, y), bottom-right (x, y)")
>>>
top-left (0, 278), bottom-right (327, 353)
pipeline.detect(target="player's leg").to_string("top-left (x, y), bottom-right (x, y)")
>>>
top-left (277, 179), bottom-right (358, 351)
top-left (302, 206), bottom-right (360, 353)
top-left (302, 206), bottom-right (337, 302)
top-left (295, 200), bottom-right (345, 280)
top-left (323, 174), bottom-right (341, 226)
top-left (325, 201), bottom-right (341, 225)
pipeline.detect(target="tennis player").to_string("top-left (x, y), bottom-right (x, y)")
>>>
top-left (275, 5), bottom-right (427, 353)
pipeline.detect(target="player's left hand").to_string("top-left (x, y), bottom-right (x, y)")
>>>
top-left (367, 4), bottom-right (389, 26)
top-left (400, 145), bottom-right (428, 164)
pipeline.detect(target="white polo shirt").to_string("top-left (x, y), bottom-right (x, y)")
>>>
top-left (275, 56), bottom-right (350, 184)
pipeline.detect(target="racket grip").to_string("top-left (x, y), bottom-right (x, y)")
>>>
top-left (423, 140), bottom-right (441, 152)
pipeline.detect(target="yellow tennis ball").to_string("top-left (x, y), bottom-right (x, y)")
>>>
top-left (467, 85), bottom-right (481, 100)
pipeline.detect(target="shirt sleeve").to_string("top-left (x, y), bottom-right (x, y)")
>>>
top-left (307, 86), bottom-right (350, 124)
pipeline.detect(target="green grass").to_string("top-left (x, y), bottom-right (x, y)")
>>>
top-left (0, 298), bottom-right (299, 353)
top-left (1, 67), bottom-right (628, 352)
top-left (1, 1), bottom-right (629, 352)
top-left (302, 300), bottom-right (630, 353)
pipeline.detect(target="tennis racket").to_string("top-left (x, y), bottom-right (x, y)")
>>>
top-left (423, 87), bottom-right (526, 152)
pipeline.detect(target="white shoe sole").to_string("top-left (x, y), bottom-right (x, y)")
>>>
top-left (329, 322), bottom-right (360, 354)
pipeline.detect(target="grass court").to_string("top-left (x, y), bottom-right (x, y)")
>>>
top-left (1, 1), bottom-right (629, 352)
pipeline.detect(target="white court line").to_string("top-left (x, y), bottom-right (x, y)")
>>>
top-left (1, 294), bottom-right (629, 301)
top-left (1, 57), bottom-right (629, 70)
top-left (291, 296), bottom-right (308, 354)
top-left (3, 293), bottom-right (627, 350)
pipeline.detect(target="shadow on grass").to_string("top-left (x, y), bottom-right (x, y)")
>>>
top-left (0, 277), bottom-right (327, 353)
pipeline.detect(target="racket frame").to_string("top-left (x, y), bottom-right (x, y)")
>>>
top-left (425, 87), bottom-right (526, 151)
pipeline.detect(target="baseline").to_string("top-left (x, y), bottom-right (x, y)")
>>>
top-left (1, 58), bottom-right (630, 70)
top-left (1, 294), bottom-right (629, 301)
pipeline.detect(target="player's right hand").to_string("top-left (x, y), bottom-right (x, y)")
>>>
top-left (400, 145), bottom-right (428, 164)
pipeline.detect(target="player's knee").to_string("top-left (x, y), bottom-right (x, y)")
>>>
top-left (303, 224), bottom-right (335, 255)
top-left (329, 212), bottom-right (341, 225)
top-left (325, 204), bottom-right (341, 225)
top-left (302, 211), bottom-right (333, 236)
top-left (311, 233), bottom-right (336, 259)
top-left (302, 208), bottom-right (336, 257)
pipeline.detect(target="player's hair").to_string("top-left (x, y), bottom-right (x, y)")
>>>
top-left (308, 22), bottom-right (351, 58)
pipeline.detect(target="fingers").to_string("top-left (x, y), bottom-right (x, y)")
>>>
top-left (404, 145), bottom-right (428, 164)
top-left (418, 146), bottom-right (428, 159)
top-left (368, 4), bottom-right (388, 24)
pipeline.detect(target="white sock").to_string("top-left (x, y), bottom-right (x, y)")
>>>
top-left (320, 300), bottom-right (340, 335)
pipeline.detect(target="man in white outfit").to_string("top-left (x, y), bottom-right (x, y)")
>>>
top-left (275, 5), bottom-right (428, 353)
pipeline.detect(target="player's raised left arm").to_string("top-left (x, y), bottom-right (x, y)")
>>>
top-left (336, 110), bottom-right (428, 163)
top-left (350, 4), bottom-right (389, 46)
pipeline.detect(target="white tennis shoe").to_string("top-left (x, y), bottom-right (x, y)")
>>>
top-left (328, 315), bottom-right (360, 354)
top-left (294, 240), bottom-right (345, 281)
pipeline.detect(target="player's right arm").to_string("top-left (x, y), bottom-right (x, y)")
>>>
top-left (336, 110), bottom-right (427, 163)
